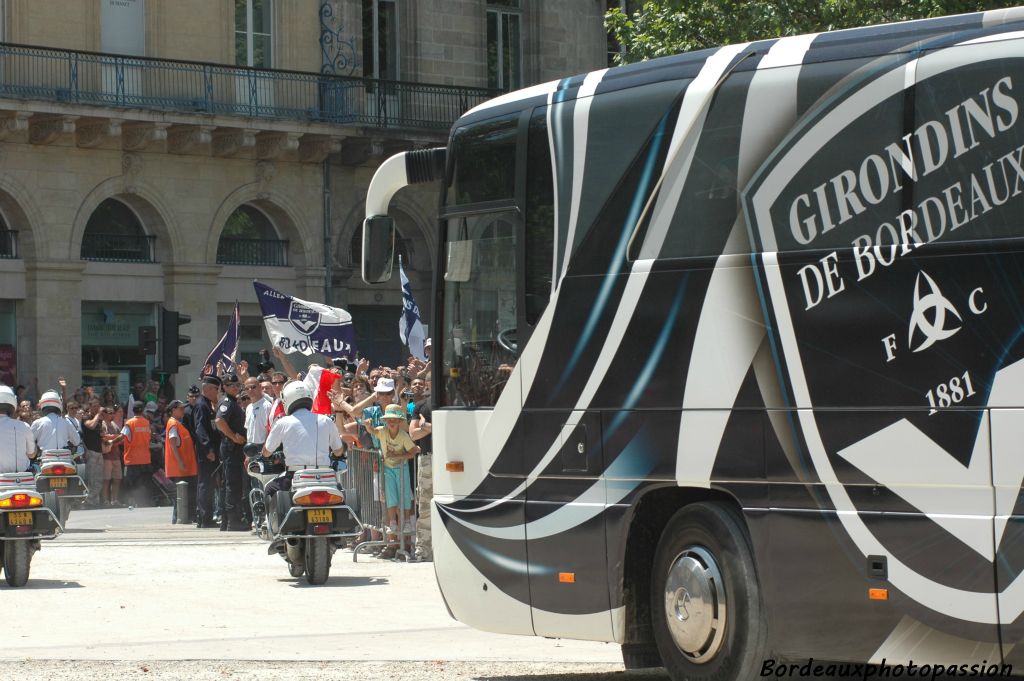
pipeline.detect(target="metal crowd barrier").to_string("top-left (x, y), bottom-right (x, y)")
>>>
top-left (345, 446), bottom-right (414, 561)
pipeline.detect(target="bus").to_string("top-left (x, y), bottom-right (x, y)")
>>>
top-left (360, 9), bottom-right (1024, 680)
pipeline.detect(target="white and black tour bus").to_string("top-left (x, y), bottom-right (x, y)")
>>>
top-left (360, 8), bottom-right (1024, 680)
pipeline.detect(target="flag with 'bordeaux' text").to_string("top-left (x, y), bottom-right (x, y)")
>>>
top-left (253, 281), bottom-right (357, 357)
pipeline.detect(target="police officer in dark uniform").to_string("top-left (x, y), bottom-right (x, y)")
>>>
top-left (193, 375), bottom-right (222, 528)
top-left (182, 384), bottom-right (200, 440)
top-left (214, 372), bottom-right (248, 531)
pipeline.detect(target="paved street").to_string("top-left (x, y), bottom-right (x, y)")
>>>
top-left (0, 506), bottom-right (655, 681)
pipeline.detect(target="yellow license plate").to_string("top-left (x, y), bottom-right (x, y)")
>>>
top-left (49, 478), bottom-right (67, 489)
top-left (306, 509), bottom-right (333, 523)
top-left (8, 512), bottom-right (32, 526)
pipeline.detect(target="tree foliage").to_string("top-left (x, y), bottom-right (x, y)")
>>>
top-left (606, 1), bottom-right (1018, 64)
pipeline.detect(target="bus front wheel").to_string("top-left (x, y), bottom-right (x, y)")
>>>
top-left (651, 502), bottom-right (767, 681)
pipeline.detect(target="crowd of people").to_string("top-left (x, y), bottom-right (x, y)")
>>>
top-left (0, 340), bottom-right (436, 563)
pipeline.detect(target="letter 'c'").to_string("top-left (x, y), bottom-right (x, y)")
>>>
top-left (969, 287), bottom-right (988, 315)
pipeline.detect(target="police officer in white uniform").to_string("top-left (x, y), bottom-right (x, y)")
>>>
top-left (262, 381), bottom-right (342, 497)
top-left (0, 385), bottom-right (36, 474)
top-left (30, 390), bottom-right (81, 454)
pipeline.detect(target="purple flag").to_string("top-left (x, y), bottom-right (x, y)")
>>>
top-left (201, 302), bottom-right (239, 376)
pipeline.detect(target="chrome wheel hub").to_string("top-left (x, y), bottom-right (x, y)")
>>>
top-left (663, 546), bottom-right (726, 663)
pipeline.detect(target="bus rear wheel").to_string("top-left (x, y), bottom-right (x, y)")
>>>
top-left (651, 502), bottom-right (766, 681)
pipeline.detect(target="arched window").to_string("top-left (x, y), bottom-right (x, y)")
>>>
top-left (81, 198), bottom-right (153, 262)
top-left (0, 212), bottom-right (15, 259)
top-left (217, 204), bottom-right (287, 266)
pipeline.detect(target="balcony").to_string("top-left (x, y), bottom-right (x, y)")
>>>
top-left (0, 230), bottom-right (16, 259)
top-left (81, 233), bottom-right (156, 263)
top-left (217, 237), bottom-right (289, 266)
top-left (0, 42), bottom-right (495, 132)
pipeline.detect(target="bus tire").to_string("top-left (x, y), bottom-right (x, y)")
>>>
top-left (651, 502), bottom-right (766, 681)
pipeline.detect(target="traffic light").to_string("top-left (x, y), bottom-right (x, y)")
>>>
top-left (159, 307), bottom-right (191, 372)
top-left (138, 326), bottom-right (156, 355)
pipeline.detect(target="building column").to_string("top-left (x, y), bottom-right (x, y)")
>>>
top-left (162, 264), bottom-right (222, 391)
top-left (24, 260), bottom-right (86, 392)
top-left (296, 266), bottom-right (328, 304)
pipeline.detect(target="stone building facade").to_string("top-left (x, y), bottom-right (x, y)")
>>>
top-left (0, 0), bottom-right (606, 397)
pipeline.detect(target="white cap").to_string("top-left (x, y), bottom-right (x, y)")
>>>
top-left (375, 377), bottom-right (395, 393)
top-left (424, 338), bottom-right (432, 348)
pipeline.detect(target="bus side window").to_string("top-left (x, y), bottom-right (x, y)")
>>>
top-left (525, 106), bottom-right (554, 326)
top-left (448, 113), bottom-right (519, 206)
top-left (643, 74), bottom-right (751, 259)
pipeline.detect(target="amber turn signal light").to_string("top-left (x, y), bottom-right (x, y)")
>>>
top-left (868, 588), bottom-right (889, 601)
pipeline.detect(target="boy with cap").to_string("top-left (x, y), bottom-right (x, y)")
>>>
top-left (374, 403), bottom-right (419, 559)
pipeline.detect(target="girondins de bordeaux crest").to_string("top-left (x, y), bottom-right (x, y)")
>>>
top-left (287, 300), bottom-right (321, 336)
top-left (744, 40), bottom-right (1024, 626)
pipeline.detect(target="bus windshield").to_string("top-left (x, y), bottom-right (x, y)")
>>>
top-left (440, 211), bottom-right (518, 407)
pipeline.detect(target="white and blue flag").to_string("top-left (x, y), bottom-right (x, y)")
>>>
top-left (398, 256), bottom-right (427, 361)
top-left (254, 281), bottom-right (357, 357)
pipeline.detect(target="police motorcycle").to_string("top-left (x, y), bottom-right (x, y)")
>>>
top-left (0, 386), bottom-right (61, 587)
top-left (0, 472), bottom-right (61, 586)
top-left (244, 382), bottom-right (362, 585)
top-left (35, 449), bottom-right (88, 526)
top-left (246, 447), bottom-right (285, 541)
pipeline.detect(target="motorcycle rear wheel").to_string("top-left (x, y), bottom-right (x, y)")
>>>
top-left (59, 501), bottom-right (71, 527)
top-left (304, 537), bottom-right (331, 585)
top-left (3, 540), bottom-right (31, 587)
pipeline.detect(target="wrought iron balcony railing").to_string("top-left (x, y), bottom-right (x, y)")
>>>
top-left (216, 237), bottom-right (289, 266)
top-left (0, 42), bottom-right (497, 130)
top-left (81, 233), bottom-right (156, 263)
top-left (0, 229), bottom-right (16, 259)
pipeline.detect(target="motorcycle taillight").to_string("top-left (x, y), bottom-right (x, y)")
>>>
top-left (0, 493), bottom-right (43, 509)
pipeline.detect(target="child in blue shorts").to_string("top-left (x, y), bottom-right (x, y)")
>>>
top-left (373, 403), bottom-right (419, 558)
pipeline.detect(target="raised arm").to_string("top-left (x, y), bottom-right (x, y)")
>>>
top-left (272, 347), bottom-right (299, 380)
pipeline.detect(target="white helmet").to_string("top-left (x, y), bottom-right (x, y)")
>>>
top-left (282, 380), bottom-right (313, 415)
top-left (0, 385), bottom-right (15, 415)
top-left (38, 389), bottom-right (62, 413)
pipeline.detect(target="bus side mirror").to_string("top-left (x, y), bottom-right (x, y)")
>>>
top-left (362, 215), bottom-right (396, 284)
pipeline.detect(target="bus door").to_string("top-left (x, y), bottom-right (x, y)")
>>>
top-left (523, 409), bottom-right (612, 640)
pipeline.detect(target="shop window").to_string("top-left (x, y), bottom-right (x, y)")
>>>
top-left (81, 302), bottom-right (157, 399)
